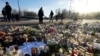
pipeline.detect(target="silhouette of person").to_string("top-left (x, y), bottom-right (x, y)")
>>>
top-left (55, 15), bottom-right (58, 21)
top-left (49, 10), bottom-right (54, 23)
top-left (61, 13), bottom-right (64, 23)
top-left (2, 8), bottom-right (7, 22)
top-left (5, 2), bottom-right (12, 22)
top-left (38, 7), bottom-right (44, 24)
top-left (15, 13), bottom-right (19, 21)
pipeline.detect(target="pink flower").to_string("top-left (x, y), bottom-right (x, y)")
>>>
top-left (47, 28), bottom-right (55, 33)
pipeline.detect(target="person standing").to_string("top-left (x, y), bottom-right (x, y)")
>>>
top-left (55, 15), bottom-right (58, 21)
top-left (49, 10), bottom-right (54, 23)
top-left (15, 13), bottom-right (20, 21)
top-left (61, 13), bottom-right (64, 23)
top-left (5, 2), bottom-right (12, 22)
top-left (2, 8), bottom-right (7, 22)
top-left (38, 7), bottom-right (44, 24)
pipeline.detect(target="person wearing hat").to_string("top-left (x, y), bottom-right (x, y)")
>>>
top-left (4, 2), bottom-right (12, 22)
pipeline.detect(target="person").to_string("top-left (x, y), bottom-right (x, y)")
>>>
top-left (61, 13), bottom-right (64, 23)
top-left (5, 2), bottom-right (12, 22)
top-left (2, 8), bottom-right (7, 22)
top-left (15, 13), bottom-right (20, 21)
top-left (49, 10), bottom-right (54, 23)
top-left (38, 7), bottom-right (44, 24)
top-left (55, 15), bottom-right (58, 21)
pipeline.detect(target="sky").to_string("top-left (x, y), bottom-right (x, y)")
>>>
top-left (0, 0), bottom-right (100, 17)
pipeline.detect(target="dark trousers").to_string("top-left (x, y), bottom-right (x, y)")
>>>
top-left (3, 15), bottom-right (7, 22)
top-left (39, 17), bottom-right (43, 24)
top-left (15, 14), bottom-right (20, 21)
top-left (50, 16), bottom-right (53, 22)
top-left (7, 14), bottom-right (11, 22)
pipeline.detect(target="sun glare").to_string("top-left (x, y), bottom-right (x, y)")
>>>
top-left (71, 0), bottom-right (100, 14)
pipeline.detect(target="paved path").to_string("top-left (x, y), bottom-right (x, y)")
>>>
top-left (0, 19), bottom-right (100, 26)
top-left (0, 19), bottom-right (73, 26)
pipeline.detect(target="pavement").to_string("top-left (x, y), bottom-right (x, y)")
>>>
top-left (0, 19), bottom-right (73, 26)
top-left (0, 19), bottom-right (100, 26)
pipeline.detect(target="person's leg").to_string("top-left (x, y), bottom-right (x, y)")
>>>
top-left (7, 14), bottom-right (12, 22)
top-left (11, 15), bottom-right (14, 22)
top-left (3, 15), bottom-right (6, 22)
top-left (39, 17), bottom-right (41, 24)
top-left (50, 18), bottom-right (53, 23)
top-left (49, 17), bottom-right (51, 22)
top-left (16, 15), bottom-right (19, 21)
top-left (9, 14), bottom-right (12, 22)
top-left (8, 15), bottom-right (10, 22)
top-left (39, 17), bottom-right (43, 24)
top-left (6, 15), bottom-right (9, 22)
top-left (51, 17), bottom-right (53, 23)
top-left (40, 18), bottom-right (42, 24)
top-left (41, 17), bottom-right (43, 24)
top-left (56, 17), bottom-right (58, 21)
top-left (16, 17), bottom-right (19, 21)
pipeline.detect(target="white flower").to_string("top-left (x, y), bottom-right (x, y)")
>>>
top-left (59, 48), bottom-right (63, 53)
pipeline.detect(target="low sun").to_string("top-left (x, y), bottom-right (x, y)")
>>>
top-left (71, 0), bottom-right (100, 14)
